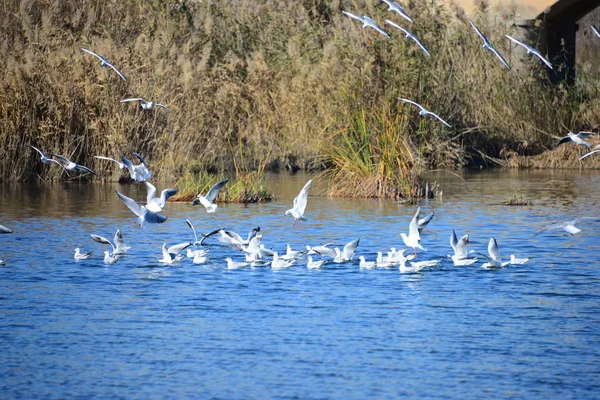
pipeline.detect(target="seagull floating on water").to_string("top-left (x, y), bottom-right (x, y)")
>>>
top-left (449, 229), bottom-right (477, 265)
top-left (191, 178), bottom-right (229, 213)
top-left (90, 229), bottom-right (130, 255)
top-left (509, 254), bottom-right (531, 265)
top-left (384, 20), bottom-right (430, 56)
top-left (380, 0), bottom-right (413, 23)
top-left (121, 98), bottom-right (168, 111)
top-left (271, 252), bottom-right (296, 270)
top-left (398, 98), bottom-right (451, 128)
top-left (145, 182), bottom-right (178, 213)
top-left (468, 20), bottom-right (510, 69)
top-left (359, 256), bottom-right (376, 270)
top-left (74, 248), bottom-right (92, 260)
top-left (307, 257), bottom-right (326, 269)
top-left (103, 251), bottom-right (121, 265)
top-left (341, 11), bottom-right (391, 39)
top-left (115, 190), bottom-right (167, 227)
top-left (504, 35), bottom-right (553, 70)
top-left (285, 179), bottom-right (313, 226)
top-left (81, 48), bottom-right (127, 80)
top-left (225, 257), bottom-right (248, 270)
top-left (556, 131), bottom-right (597, 149)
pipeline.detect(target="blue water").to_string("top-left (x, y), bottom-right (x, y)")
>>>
top-left (1, 170), bottom-right (599, 399)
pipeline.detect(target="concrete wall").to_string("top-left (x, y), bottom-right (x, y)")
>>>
top-left (576, 8), bottom-right (600, 76)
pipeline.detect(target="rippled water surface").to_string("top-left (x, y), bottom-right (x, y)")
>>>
top-left (1, 170), bottom-right (599, 399)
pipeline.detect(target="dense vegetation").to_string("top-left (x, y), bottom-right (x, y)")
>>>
top-left (1, 0), bottom-right (599, 199)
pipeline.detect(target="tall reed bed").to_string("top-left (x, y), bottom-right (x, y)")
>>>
top-left (0, 0), bottom-right (599, 191)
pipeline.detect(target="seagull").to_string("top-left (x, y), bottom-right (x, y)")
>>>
top-left (534, 217), bottom-right (600, 236)
top-left (52, 154), bottom-right (97, 175)
top-left (29, 145), bottom-right (68, 171)
top-left (217, 227), bottom-right (261, 248)
top-left (401, 208), bottom-right (425, 254)
top-left (479, 238), bottom-right (510, 269)
top-left (306, 243), bottom-right (337, 258)
top-left (556, 131), bottom-right (597, 149)
top-left (193, 252), bottom-right (208, 264)
top-left (103, 251), bottom-right (121, 265)
top-left (359, 256), bottom-right (376, 270)
top-left (81, 48), bottom-right (127, 80)
top-left (158, 242), bottom-right (191, 265)
top-left (0, 259), bottom-right (4, 266)
top-left (509, 255), bottom-right (531, 265)
top-left (121, 98), bottom-right (168, 111)
top-left (333, 239), bottom-right (360, 263)
top-left (505, 35), bottom-right (553, 69)
top-left (187, 248), bottom-right (209, 259)
top-left (398, 98), bottom-right (451, 128)
top-left (398, 258), bottom-right (438, 273)
top-left (74, 248), bottom-right (92, 260)
top-left (94, 155), bottom-right (126, 170)
top-left (271, 252), bottom-right (296, 270)
top-left (384, 20), bottom-right (430, 56)
top-left (186, 220), bottom-right (222, 246)
top-left (91, 230), bottom-right (130, 255)
top-left (468, 20), bottom-right (510, 69)
top-left (0, 224), bottom-right (13, 234)
top-left (283, 244), bottom-right (307, 260)
top-left (307, 257), bottom-right (326, 269)
top-left (579, 144), bottom-right (600, 160)
top-left (341, 11), bottom-right (391, 39)
top-left (120, 152), bottom-right (152, 182)
top-left (380, 0), bottom-right (413, 23)
top-left (115, 190), bottom-right (167, 227)
top-left (145, 182), bottom-right (178, 213)
top-left (449, 229), bottom-right (477, 265)
top-left (376, 252), bottom-right (396, 268)
top-left (591, 26), bottom-right (600, 39)
top-left (191, 178), bottom-right (230, 213)
top-left (285, 179), bottom-right (312, 226)
top-left (225, 258), bottom-right (248, 270)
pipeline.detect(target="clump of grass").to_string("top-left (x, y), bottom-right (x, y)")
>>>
top-left (324, 100), bottom-right (438, 200)
top-left (170, 169), bottom-right (273, 204)
top-left (502, 192), bottom-right (532, 206)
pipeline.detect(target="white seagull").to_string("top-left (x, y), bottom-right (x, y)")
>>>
top-left (271, 252), bottom-right (296, 270)
top-left (306, 243), bottom-right (337, 258)
top-left (158, 242), bottom-right (191, 265)
top-left (359, 256), bottom-right (376, 270)
top-left (191, 178), bottom-right (230, 213)
top-left (121, 98), bottom-right (168, 111)
top-left (384, 20), bottom-right (430, 56)
top-left (0, 224), bottom-right (13, 234)
top-left (468, 20), bottom-right (510, 69)
top-left (225, 258), bottom-right (248, 270)
top-left (52, 154), bottom-right (97, 175)
top-left (145, 182), bottom-right (178, 213)
top-left (341, 11), bottom-right (391, 39)
top-left (115, 190), bottom-right (167, 227)
top-left (285, 179), bottom-right (313, 226)
top-left (449, 229), bottom-right (477, 265)
top-left (333, 239), bottom-right (360, 263)
top-left (91, 230), bottom-right (130, 256)
top-left (505, 35), bottom-right (553, 69)
top-left (398, 98), bottom-right (451, 128)
top-left (29, 145), bottom-right (67, 171)
top-left (509, 255), bottom-right (531, 265)
top-left (81, 48), bottom-right (127, 80)
top-left (401, 208), bottom-right (425, 254)
top-left (307, 257), bottom-right (326, 269)
top-left (579, 144), bottom-right (600, 160)
top-left (557, 131), bottom-right (596, 149)
top-left (534, 217), bottom-right (600, 236)
top-left (479, 238), bottom-right (510, 269)
top-left (74, 248), bottom-right (92, 260)
top-left (119, 153), bottom-right (152, 182)
top-left (381, 0), bottom-right (413, 23)
top-left (94, 155), bottom-right (126, 170)
top-left (217, 227), bottom-right (261, 248)
top-left (103, 251), bottom-right (121, 265)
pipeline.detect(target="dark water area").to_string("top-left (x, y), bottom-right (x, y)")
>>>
top-left (0, 170), bottom-right (599, 399)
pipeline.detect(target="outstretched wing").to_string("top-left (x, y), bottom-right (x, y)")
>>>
top-left (81, 48), bottom-right (104, 62)
top-left (428, 111), bottom-right (452, 128)
top-left (105, 61), bottom-right (127, 81)
top-left (488, 45), bottom-right (511, 69)
top-left (29, 145), bottom-right (47, 158)
top-left (408, 207), bottom-right (421, 240)
top-left (417, 211), bottom-right (434, 233)
top-left (294, 179), bottom-right (313, 215)
top-left (342, 239), bottom-right (360, 259)
top-left (398, 97), bottom-right (425, 112)
top-left (206, 178), bottom-right (230, 203)
top-left (121, 98), bottom-right (145, 103)
top-left (341, 10), bottom-right (363, 23)
top-left (90, 234), bottom-right (116, 253)
top-left (488, 238), bottom-right (501, 262)
top-left (505, 35), bottom-right (529, 51)
top-left (450, 229), bottom-right (458, 253)
top-left (168, 242), bottom-right (192, 256)
top-left (186, 219), bottom-right (198, 244)
top-left (115, 190), bottom-right (143, 217)
top-left (385, 19), bottom-right (409, 37)
top-left (132, 152), bottom-right (148, 167)
top-left (159, 188), bottom-right (178, 204)
top-left (468, 20), bottom-right (489, 45)
top-left (455, 234), bottom-right (470, 259)
top-left (145, 182), bottom-right (157, 204)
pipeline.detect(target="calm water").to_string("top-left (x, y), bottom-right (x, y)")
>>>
top-left (1, 170), bottom-right (599, 399)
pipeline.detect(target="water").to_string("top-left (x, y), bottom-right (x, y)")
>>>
top-left (1, 170), bottom-right (599, 399)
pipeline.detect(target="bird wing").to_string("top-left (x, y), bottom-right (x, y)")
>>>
top-left (0, 224), bottom-right (13, 234)
top-left (488, 45), bottom-right (511, 69)
top-left (427, 111), bottom-right (452, 128)
top-left (81, 48), bottom-right (104, 62)
top-left (294, 179), bottom-right (312, 215)
top-left (155, 104), bottom-right (168, 110)
top-left (246, 226), bottom-right (261, 243)
top-left (341, 10), bottom-right (364, 23)
top-left (132, 152), bottom-right (148, 167)
top-left (29, 145), bottom-right (47, 158)
top-left (408, 207), bottom-right (421, 240)
top-left (505, 35), bottom-right (530, 51)
top-left (456, 234), bottom-right (469, 259)
top-left (121, 98), bottom-right (146, 103)
top-left (168, 242), bottom-right (192, 256)
top-left (342, 239), bottom-right (360, 258)
top-left (205, 178), bottom-right (230, 203)
top-left (52, 154), bottom-right (73, 166)
top-left (105, 61), bottom-right (127, 81)
top-left (159, 188), bottom-right (178, 205)
top-left (186, 219), bottom-right (199, 244)
top-left (579, 148), bottom-right (600, 160)
top-left (161, 243), bottom-right (171, 261)
top-left (468, 20), bottom-right (489, 45)
top-left (384, 19), bottom-right (409, 36)
top-left (488, 238), bottom-right (501, 262)
top-left (113, 230), bottom-right (129, 253)
top-left (119, 153), bottom-right (136, 176)
top-left (367, 20), bottom-right (391, 39)
top-left (75, 164), bottom-right (97, 175)
top-left (577, 131), bottom-right (597, 139)
top-left (115, 190), bottom-right (143, 217)
top-left (556, 135), bottom-right (572, 146)
top-left (411, 35), bottom-right (431, 56)
top-left (398, 97), bottom-right (425, 112)
top-left (145, 181), bottom-right (157, 204)
top-left (144, 210), bottom-right (167, 224)
top-left (90, 234), bottom-right (116, 253)
top-left (94, 156), bottom-right (124, 168)
top-left (417, 212), bottom-right (434, 232)
top-left (389, 3), bottom-right (413, 23)
top-left (531, 50), bottom-right (553, 69)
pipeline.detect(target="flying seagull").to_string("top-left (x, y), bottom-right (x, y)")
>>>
top-left (384, 20), bottom-right (430, 56)
top-left (468, 20), bottom-right (510, 69)
top-left (91, 230), bottom-right (130, 256)
top-left (380, 0), bottom-right (413, 23)
top-left (398, 98), bottom-right (451, 127)
top-left (191, 178), bottom-right (230, 213)
top-left (81, 48), bottom-right (127, 80)
top-left (556, 131), bottom-right (597, 149)
top-left (145, 182), bottom-right (178, 213)
top-left (120, 152), bottom-right (152, 182)
top-left (52, 154), bottom-right (97, 175)
top-left (534, 217), bottom-right (600, 236)
top-left (285, 179), bottom-right (313, 226)
top-left (478, 238), bottom-right (509, 269)
top-left (341, 11), bottom-right (391, 39)
top-left (505, 35), bottom-right (553, 69)
top-left (401, 207), bottom-right (425, 255)
top-left (579, 144), bottom-right (600, 160)
top-left (115, 190), bottom-right (167, 227)
top-left (121, 98), bottom-right (168, 111)
top-left (29, 145), bottom-right (68, 172)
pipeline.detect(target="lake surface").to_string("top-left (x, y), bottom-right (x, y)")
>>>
top-left (1, 170), bottom-right (599, 399)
